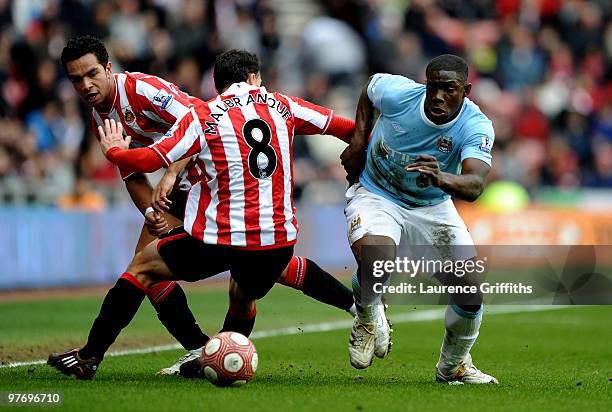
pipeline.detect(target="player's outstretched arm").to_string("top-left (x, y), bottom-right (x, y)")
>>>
top-left (340, 76), bottom-right (375, 183)
top-left (323, 115), bottom-right (355, 143)
top-left (406, 155), bottom-right (490, 202)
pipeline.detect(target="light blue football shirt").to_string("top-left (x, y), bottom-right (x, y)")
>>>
top-left (360, 73), bottom-right (495, 208)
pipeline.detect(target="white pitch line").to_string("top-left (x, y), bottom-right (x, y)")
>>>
top-left (0, 305), bottom-right (568, 369)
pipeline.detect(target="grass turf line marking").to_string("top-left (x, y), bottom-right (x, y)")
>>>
top-left (0, 305), bottom-right (567, 369)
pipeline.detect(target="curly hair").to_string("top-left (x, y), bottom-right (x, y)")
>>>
top-left (60, 35), bottom-right (109, 74)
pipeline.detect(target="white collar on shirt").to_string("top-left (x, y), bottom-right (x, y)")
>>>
top-left (418, 93), bottom-right (466, 129)
top-left (223, 82), bottom-right (267, 96)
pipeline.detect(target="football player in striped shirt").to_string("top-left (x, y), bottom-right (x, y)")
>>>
top-left (87, 49), bottom-right (357, 378)
top-left (48, 40), bottom-right (356, 379)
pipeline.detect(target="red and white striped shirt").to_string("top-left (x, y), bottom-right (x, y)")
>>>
top-left (107, 82), bottom-right (354, 249)
top-left (92, 72), bottom-right (198, 187)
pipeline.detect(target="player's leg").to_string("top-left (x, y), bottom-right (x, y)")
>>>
top-left (147, 209), bottom-right (211, 375)
top-left (435, 284), bottom-right (496, 383)
top-left (48, 236), bottom-right (184, 379)
top-left (218, 255), bottom-right (357, 342)
top-left (219, 277), bottom-right (258, 337)
top-left (49, 228), bottom-right (228, 380)
top-left (348, 235), bottom-right (395, 368)
top-left (412, 200), bottom-right (497, 384)
top-left (46, 268), bottom-right (149, 379)
top-left (179, 246), bottom-right (294, 379)
top-left (83, 213), bottom-right (207, 376)
top-left (345, 185), bottom-right (401, 369)
top-left (229, 246), bottom-right (295, 300)
top-left (277, 256), bottom-right (356, 316)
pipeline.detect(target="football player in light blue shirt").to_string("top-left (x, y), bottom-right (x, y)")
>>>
top-left (360, 71), bottom-right (494, 207)
top-left (341, 54), bottom-right (498, 384)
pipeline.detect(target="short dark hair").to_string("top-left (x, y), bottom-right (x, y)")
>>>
top-left (60, 35), bottom-right (109, 74)
top-left (426, 54), bottom-right (468, 83)
top-left (213, 49), bottom-right (260, 92)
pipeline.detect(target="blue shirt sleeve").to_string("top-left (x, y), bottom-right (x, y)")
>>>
top-left (367, 74), bottom-right (418, 115)
top-left (460, 122), bottom-right (495, 166)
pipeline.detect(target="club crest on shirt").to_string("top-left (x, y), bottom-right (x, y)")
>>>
top-left (376, 140), bottom-right (388, 158)
top-left (122, 106), bottom-right (136, 124)
top-left (350, 215), bottom-right (362, 233)
top-left (436, 135), bottom-right (453, 154)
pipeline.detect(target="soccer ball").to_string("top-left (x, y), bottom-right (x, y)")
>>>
top-left (200, 332), bottom-right (258, 387)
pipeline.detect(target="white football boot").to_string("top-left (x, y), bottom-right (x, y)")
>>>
top-left (348, 317), bottom-right (376, 369)
top-left (157, 348), bottom-right (202, 376)
top-left (374, 304), bottom-right (393, 359)
top-left (436, 354), bottom-right (498, 384)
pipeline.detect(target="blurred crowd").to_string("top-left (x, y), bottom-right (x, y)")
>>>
top-left (0, 0), bottom-right (610, 208)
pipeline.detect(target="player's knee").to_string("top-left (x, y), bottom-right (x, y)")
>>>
top-left (132, 272), bottom-right (156, 289)
top-left (127, 252), bottom-right (164, 286)
top-left (228, 287), bottom-right (256, 318)
top-left (352, 235), bottom-right (396, 263)
top-left (228, 278), bottom-right (250, 303)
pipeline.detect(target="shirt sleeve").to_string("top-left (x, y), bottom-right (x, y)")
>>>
top-left (367, 73), bottom-right (418, 115)
top-left (106, 147), bottom-right (165, 173)
top-left (284, 95), bottom-right (334, 135)
top-left (460, 122), bottom-right (495, 166)
top-left (324, 115), bottom-right (355, 143)
top-left (107, 110), bottom-right (204, 173)
top-left (149, 107), bottom-right (204, 166)
top-left (128, 74), bottom-right (193, 127)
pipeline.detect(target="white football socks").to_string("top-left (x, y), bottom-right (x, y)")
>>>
top-left (348, 303), bottom-right (357, 317)
top-left (438, 304), bottom-right (483, 371)
top-left (351, 270), bottom-right (379, 324)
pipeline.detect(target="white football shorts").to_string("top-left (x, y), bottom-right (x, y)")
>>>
top-left (344, 183), bottom-right (475, 260)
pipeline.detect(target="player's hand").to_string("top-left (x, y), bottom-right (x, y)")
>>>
top-left (405, 154), bottom-right (442, 187)
top-left (144, 209), bottom-right (169, 237)
top-left (98, 119), bottom-right (131, 155)
top-left (152, 171), bottom-right (176, 213)
top-left (340, 143), bottom-right (367, 184)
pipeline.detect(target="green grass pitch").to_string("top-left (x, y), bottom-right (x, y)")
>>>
top-left (0, 283), bottom-right (610, 411)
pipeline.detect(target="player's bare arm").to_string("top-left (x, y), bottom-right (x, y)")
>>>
top-left (126, 174), bottom-right (169, 236)
top-left (405, 155), bottom-right (490, 202)
top-left (153, 157), bottom-right (191, 213)
top-left (341, 76), bottom-right (375, 183)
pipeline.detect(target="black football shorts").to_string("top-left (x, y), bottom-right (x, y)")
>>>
top-left (166, 189), bottom-right (188, 221)
top-left (157, 227), bottom-right (293, 300)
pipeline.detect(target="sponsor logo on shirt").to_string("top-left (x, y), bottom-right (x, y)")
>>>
top-left (153, 90), bottom-right (174, 110)
top-left (391, 121), bottom-right (406, 133)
